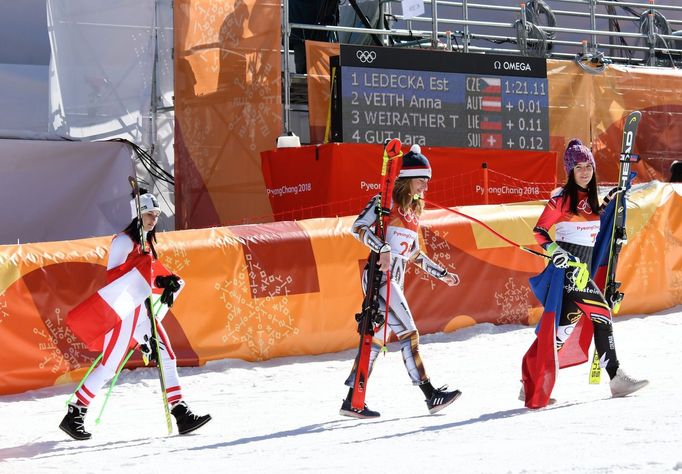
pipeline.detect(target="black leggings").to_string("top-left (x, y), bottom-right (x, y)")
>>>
top-left (558, 270), bottom-right (620, 379)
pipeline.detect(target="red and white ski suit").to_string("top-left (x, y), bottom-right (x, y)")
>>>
top-left (533, 188), bottom-right (618, 374)
top-left (74, 233), bottom-right (183, 407)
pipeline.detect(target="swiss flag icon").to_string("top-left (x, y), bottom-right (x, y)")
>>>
top-left (481, 133), bottom-right (502, 149)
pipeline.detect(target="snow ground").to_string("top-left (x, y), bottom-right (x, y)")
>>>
top-left (1, 309), bottom-right (681, 474)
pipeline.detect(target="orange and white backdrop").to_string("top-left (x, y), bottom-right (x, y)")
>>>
top-left (2, 182), bottom-right (680, 395)
top-left (174, 0), bottom-right (281, 227)
top-left (174, 5), bottom-right (682, 230)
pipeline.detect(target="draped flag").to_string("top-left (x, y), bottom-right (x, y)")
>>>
top-left (522, 264), bottom-right (563, 409)
top-left (520, 196), bottom-right (619, 409)
top-left (590, 195), bottom-right (618, 292)
top-left (67, 254), bottom-right (153, 351)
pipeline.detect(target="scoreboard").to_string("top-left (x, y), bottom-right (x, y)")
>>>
top-left (330, 45), bottom-right (549, 150)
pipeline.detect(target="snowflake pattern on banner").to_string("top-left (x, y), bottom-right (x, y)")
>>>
top-left (0, 294), bottom-right (8, 325)
top-left (181, 0), bottom-right (279, 154)
top-left (664, 224), bottom-right (682, 301)
top-left (231, 75), bottom-right (278, 153)
top-left (215, 258), bottom-right (298, 361)
top-left (159, 240), bottom-right (191, 274)
top-left (494, 277), bottom-right (532, 324)
top-left (37, 308), bottom-right (94, 374)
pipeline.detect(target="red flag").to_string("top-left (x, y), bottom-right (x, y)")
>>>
top-left (481, 115), bottom-right (502, 131)
top-left (481, 133), bottom-right (502, 149)
top-left (521, 310), bottom-right (558, 409)
top-left (557, 313), bottom-right (593, 369)
top-left (68, 256), bottom-right (152, 351)
top-left (481, 97), bottom-right (502, 112)
top-left (522, 312), bottom-right (593, 409)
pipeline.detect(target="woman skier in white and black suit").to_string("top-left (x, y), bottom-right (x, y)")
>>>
top-left (340, 145), bottom-right (462, 419)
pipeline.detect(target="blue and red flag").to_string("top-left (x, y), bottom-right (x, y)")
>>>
top-left (521, 195), bottom-right (621, 408)
top-left (521, 264), bottom-right (563, 408)
top-left (591, 194), bottom-right (618, 292)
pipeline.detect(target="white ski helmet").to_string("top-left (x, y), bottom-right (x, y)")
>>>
top-left (130, 192), bottom-right (161, 219)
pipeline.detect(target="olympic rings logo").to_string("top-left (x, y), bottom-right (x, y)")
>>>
top-left (356, 50), bottom-right (377, 63)
top-left (577, 198), bottom-right (593, 215)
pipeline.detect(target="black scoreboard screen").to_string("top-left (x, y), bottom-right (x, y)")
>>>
top-left (330, 45), bottom-right (549, 150)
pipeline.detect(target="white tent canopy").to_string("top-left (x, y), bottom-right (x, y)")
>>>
top-left (0, 139), bottom-right (136, 245)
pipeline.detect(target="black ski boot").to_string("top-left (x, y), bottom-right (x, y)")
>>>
top-left (426, 386), bottom-right (462, 414)
top-left (59, 403), bottom-right (92, 440)
top-left (171, 401), bottom-right (212, 435)
top-left (339, 398), bottom-right (381, 419)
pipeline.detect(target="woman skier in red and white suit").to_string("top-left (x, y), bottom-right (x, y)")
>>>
top-left (60, 189), bottom-right (211, 440)
top-left (523, 139), bottom-right (648, 405)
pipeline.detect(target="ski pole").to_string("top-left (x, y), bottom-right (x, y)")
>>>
top-left (128, 176), bottom-right (173, 434)
top-left (95, 348), bottom-right (135, 425)
top-left (423, 198), bottom-right (589, 289)
top-left (148, 297), bottom-right (173, 434)
top-left (66, 353), bottom-right (103, 406)
top-left (381, 267), bottom-right (391, 354)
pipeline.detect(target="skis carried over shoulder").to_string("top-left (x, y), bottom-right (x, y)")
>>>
top-left (589, 111), bottom-right (641, 384)
top-left (350, 138), bottom-right (403, 411)
top-left (128, 176), bottom-right (173, 434)
top-left (604, 111), bottom-right (641, 311)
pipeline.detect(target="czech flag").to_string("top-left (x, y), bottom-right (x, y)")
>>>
top-left (481, 77), bottom-right (502, 94)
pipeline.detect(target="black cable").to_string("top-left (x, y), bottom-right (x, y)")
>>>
top-left (575, 50), bottom-right (611, 74)
top-left (112, 138), bottom-right (175, 186)
top-left (524, 0), bottom-right (556, 46)
top-left (639, 8), bottom-right (673, 66)
top-left (347, 0), bottom-right (383, 46)
top-left (515, 20), bottom-right (548, 58)
top-left (606, 5), bottom-right (633, 62)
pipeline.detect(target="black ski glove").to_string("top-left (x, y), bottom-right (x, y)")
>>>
top-left (155, 274), bottom-right (181, 307)
top-left (547, 242), bottom-right (571, 269)
top-left (354, 300), bottom-right (384, 334)
top-left (551, 248), bottom-right (570, 269)
top-left (140, 334), bottom-right (158, 365)
top-left (603, 186), bottom-right (625, 205)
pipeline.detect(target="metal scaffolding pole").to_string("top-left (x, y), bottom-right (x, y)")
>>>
top-left (282, 0), bottom-right (292, 134)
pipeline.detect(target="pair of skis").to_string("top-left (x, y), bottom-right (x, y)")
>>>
top-left (68, 178), bottom-right (172, 433)
top-left (350, 139), bottom-right (403, 411)
top-left (589, 110), bottom-right (642, 384)
top-left (128, 176), bottom-right (173, 433)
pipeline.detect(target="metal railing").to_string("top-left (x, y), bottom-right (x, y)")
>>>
top-left (282, 0), bottom-right (682, 133)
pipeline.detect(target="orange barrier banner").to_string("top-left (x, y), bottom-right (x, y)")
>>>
top-left (1, 182), bottom-right (680, 395)
top-left (261, 143), bottom-right (557, 220)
